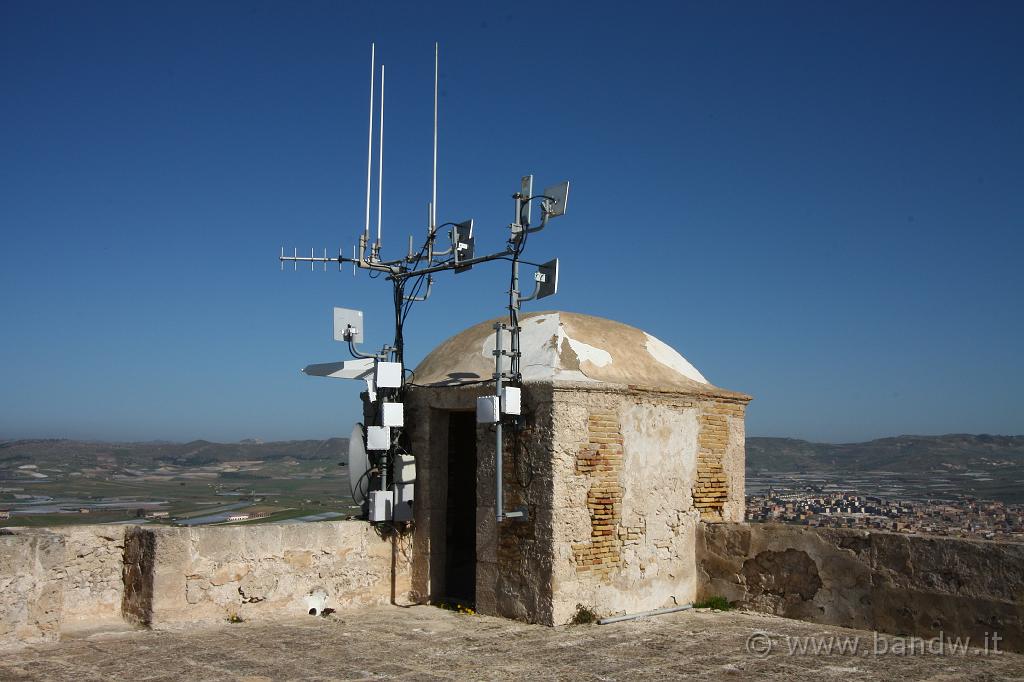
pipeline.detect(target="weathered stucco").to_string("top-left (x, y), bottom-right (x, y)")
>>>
top-left (697, 522), bottom-right (1024, 653)
top-left (548, 386), bottom-right (738, 624)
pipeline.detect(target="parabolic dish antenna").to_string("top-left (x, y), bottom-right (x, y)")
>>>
top-left (348, 423), bottom-right (371, 504)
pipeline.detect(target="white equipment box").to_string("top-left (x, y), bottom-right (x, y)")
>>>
top-left (382, 402), bottom-right (404, 427)
top-left (366, 425), bottom-right (391, 451)
top-left (502, 386), bottom-right (521, 415)
top-left (369, 490), bottom-right (393, 522)
top-left (476, 395), bottom-right (500, 424)
top-left (375, 361), bottom-right (403, 388)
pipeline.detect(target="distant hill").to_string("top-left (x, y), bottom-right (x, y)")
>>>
top-left (5, 433), bottom-right (1023, 477)
top-left (747, 434), bottom-right (1024, 472)
top-left (0, 437), bottom-right (349, 472)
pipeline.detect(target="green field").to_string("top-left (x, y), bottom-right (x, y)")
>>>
top-left (0, 438), bottom-right (358, 527)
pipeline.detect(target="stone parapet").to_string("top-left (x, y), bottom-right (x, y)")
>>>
top-left (697, 522), bottom-right (1024, 653)
top-left (0, 521), bottom-right (411, 648)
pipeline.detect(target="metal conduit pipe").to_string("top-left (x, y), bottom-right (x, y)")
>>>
top-left (596, 603), bottom-right (693, 625)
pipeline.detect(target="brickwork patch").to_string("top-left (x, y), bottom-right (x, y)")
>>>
top-left (694, 401), bottom-right (744, 520)
top-left (573, 411), bottom-right (624, 578)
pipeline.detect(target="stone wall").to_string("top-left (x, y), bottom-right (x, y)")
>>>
top-left (1, 529), bottom-right (64, 647)
top-left (59, 526), bottom-right (125, 628)
top-left (1, 526), bottom-right (125, 648)
top-left (0, 520), bottom-right (411, 648)
top-left (697, 523), bottom-right (1024, 652)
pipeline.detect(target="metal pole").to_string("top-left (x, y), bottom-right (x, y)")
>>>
top-left (597, 604), bottom-right (693, 625)
top-left (494, 323), bottom-right (503, 522)
top-left (511, 256), bottom-right (520, 375)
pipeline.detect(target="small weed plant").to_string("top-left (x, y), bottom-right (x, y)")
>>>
top-left (571, 604), bottom-right (598, 625)
top-left (693, 595), bottom-right (732, 611)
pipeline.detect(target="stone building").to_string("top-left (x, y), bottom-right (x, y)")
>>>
top-left (404, 311), bottom-right (751, 625)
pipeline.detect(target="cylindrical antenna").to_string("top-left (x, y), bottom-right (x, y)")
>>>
top-left (376, 64), bottom-right (385, 250)
top-left (431, 42), bottom-right (439, 231)
top-left (364, 44), bottom-right (375, 242)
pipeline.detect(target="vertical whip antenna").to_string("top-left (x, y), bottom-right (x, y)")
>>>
top-left (376, 64), bottom-right (385, 251)
top-left (364, 44), bottom-right (375, 243)
top-left (432, 42), bottom-right (439, 232)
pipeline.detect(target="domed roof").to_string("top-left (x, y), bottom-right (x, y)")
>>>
top-left (413, 311), bottom-right (736, 395)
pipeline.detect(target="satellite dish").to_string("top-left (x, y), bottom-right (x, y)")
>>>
top-left (348, 423), bottom-right (371, 504)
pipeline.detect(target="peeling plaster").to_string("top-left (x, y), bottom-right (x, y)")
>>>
top-left (644, 333), bottom-right (707, 384)
top-left (562, 333), bottom-right (613, 368)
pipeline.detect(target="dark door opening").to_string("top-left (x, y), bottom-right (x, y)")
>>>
top-left (444, 411), bottom-right (477, 606)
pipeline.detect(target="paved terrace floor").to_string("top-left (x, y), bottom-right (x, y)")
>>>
top-left (2, 606), bottom-right (1022, 681)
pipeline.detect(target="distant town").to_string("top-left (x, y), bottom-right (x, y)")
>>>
top-left (746, 489), bottom-right (1024, 543)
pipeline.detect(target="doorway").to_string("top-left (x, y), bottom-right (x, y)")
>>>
top-left (444, 411), bottom-right (477, 606)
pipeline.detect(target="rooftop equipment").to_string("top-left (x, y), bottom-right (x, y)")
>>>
top-left (279, 43), bottom-right (570, 525)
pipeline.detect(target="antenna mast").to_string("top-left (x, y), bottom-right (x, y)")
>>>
top-left (279, 44), bottom-right (571, 527)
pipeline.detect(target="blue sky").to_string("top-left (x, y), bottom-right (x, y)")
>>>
top-left (1, 1), bottom-right (1021, 443)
